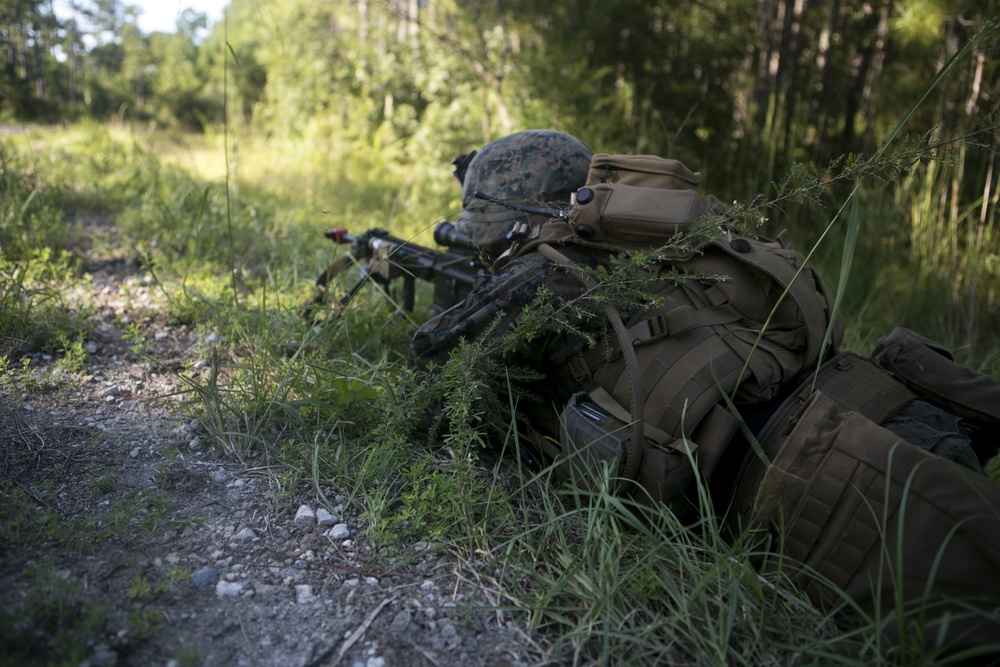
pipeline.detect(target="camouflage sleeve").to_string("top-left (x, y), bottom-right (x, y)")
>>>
top-left (412, 248), bottom-right (598, 372)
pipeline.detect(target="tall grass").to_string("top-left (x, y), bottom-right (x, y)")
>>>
top-left (3, 109), bottom-right (998, 664)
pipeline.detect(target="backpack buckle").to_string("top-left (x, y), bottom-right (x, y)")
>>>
top-left (566, 354), bottom-right (594, 382)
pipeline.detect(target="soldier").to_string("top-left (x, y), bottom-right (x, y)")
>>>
top-left (413, 129), bottom-right (1000, 653)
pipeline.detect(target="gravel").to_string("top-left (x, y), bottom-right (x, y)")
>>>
top-left (0, 212), bottom-right (540, 667)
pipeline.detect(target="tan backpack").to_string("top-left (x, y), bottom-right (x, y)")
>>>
top-left (503, 153), bottom-right (842, 506)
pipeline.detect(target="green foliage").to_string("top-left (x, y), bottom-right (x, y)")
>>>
top-left (498, 482), bottom-right (852, 664)
top-left (0, 558), bottom-right (107, 667)
top-left (171, 647), bottom-right (202, 667)
top-left (0, 148), bottom-right (68, 260)
top-left (0, 248), bottom-right (92, 358)
top-left (3, 8), bottom-right (998, 655)
top-left (55, 337), bottom-right (89, 375)
top-left (127, 608), bottom-right (162, 639)
top-left (0, 480), bottom-right (74, 551)
top-left (88, 474), bottom-right (116, 496)
top-left (127, 571), bottom-right (176, 603)
top-left (122, 321), bottom-right (151, 354)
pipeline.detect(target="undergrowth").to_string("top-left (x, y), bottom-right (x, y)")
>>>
top-left (1, 85), bottom-right (998, 664)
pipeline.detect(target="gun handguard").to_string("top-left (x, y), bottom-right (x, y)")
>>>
top-left (304, 223), bottom-right (487, 323)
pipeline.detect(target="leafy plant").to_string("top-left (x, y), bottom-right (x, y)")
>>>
top-left (0, 249), bottom-right (92, 358)
top-left (128, 608), bottom-right (163, 638)
top-left (0, 558), bottom-right (107, 666)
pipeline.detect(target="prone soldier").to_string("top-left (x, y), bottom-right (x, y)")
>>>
top-left (412, 129), bottom-right (1000, 653)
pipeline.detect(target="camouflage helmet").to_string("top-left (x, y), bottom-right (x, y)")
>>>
top-left (453, 130), bottom-right (592, 249)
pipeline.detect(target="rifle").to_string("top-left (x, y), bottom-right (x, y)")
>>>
top-left (303, 222), bottom-right (488, 323)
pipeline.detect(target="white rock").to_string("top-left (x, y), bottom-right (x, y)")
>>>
top-left (293, 505), bottom-right (316, 527)
top-left (295, 584), bottom-right (315, 604)
top-left (316, 508), bottom-right (338, 527)
top-left (231, 527), bottom-right (256, 542)
top-left (328, 523), bottom-right (351, 540)
top-left (215, 581), bottom-right (243, 597)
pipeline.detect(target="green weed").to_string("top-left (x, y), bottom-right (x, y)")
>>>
top-left (171, 647), bottom-right (202, 667)
top-left (55, 336), bottom-right (89, 375)
top-left (127, 607), bottom-right (162, 638)
top-left (97, 495), bottom-right (178, 540)
top-left (122, 321), bottom-right (152, 354)
top-left (0, 249), bottom-right (92, 358)
top-left (0, 558), bottom-right (107, 666)
top-left (128, 573), bottom-right (173, 602)
top-left (0, 355), bottom-right (43, 395)
top-left (88, 474), bottom-right (116, 496)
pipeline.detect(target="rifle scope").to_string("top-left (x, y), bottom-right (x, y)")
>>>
top-left (433, 222), bottom-right (478, 251)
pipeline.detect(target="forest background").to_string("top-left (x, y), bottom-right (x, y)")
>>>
top-left (3, 0), bottom-right (1000, 663)
top-left (4, 0), bottom-right (998, 362)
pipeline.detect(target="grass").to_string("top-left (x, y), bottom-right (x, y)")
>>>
top-left (1, 120), bottom-right (998, 664)
top-left (0, 557), bottom-right (107, 667)
top-left (0, 475), bottom-right (190, 665)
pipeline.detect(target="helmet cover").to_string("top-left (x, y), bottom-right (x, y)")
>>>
top-left (455, 130), bottom-right (592, 248)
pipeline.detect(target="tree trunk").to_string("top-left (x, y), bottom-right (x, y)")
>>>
top-left (357, 0), bottom-right (367, 46)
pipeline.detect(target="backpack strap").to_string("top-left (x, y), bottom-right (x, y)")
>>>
top-left (711, 236), bottom-right (840, 368)
top-left (536, 242), bottom-right (645, 486)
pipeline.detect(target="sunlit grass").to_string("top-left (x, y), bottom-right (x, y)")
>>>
top-left (3, 121), bottom-right (998, 664)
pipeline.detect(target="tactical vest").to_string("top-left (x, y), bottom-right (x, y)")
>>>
top-left (500, 154), bottom-right (842, 506)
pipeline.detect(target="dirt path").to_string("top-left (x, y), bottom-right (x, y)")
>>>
top-left (0, 214), bottom-right (535, 666)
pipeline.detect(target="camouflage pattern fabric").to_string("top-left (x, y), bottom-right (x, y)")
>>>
top-left (455, 130), bottom-right (592, 249)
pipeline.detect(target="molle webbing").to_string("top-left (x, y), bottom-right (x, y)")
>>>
top-left (559, 235), bottom-right (836, 482)
top-left (734, 369), bottom-right (1000, 650)
top-left (731, 352), bottom-right (917, 525)
top-left (804, 353), bottom-right (917, 422)
top-left (751, 353), bottom-right (918, 468)
top-left (536, 242), bottom-right (645, 484)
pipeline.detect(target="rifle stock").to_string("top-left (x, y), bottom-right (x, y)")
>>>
top-left (303, 224), bottom-right (486, 323)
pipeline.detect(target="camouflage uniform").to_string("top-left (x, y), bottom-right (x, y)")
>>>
top-left (413, 246), bottom-right (607, 449)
